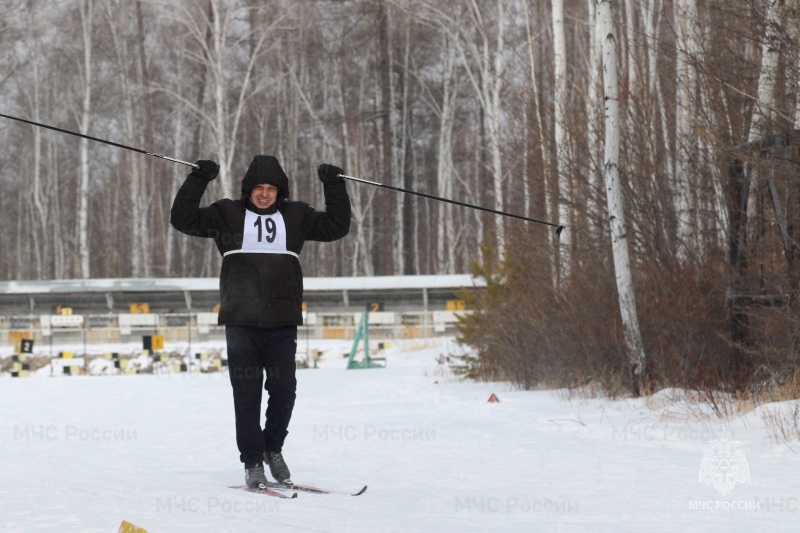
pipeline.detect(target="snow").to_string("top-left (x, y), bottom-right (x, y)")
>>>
top-left (1, 337), bottom-right (798, 532)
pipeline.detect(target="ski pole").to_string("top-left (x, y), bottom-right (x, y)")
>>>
top-left (1, 113), bottom-right (565, 236)
top-left (0, 112), bottom-right (198, 169)
top-left (339, 173), bottom-right (565, 237)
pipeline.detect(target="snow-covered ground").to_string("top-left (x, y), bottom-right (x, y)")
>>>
top-left (1, 337), bottom-right (798, 532)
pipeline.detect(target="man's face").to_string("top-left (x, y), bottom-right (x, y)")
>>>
top-left (250, 183), bottom-right (279, 210)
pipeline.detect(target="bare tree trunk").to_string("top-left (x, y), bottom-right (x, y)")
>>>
top-left (168, 0), bottom-right (272, 199)
top-left (524, 1), bottom-right (556, 277)
top-left (159, 0), bottom-right (274, 277)
top-left (189, 0), bottom-right (212, 161)
top-left (745, 0), bottom-right (782, 231)
top-left (27, 0), bottom-right (46, 278)
top-left (586, 0), bottom-right (603, 241)
top-left (77, 0), bottom-right (95, 279)
top-left (674, 0), bottom-right (700, 261)
top-left (106, 1), bottom-right (144, 277)
top-left (471, 129), bottom-right (484, 249)
top-left (334, 51), bottom-right (375, 277)
top-left (599, 0), bottom-right (646, 394)
top-left (17, 191), bottom-right (26, 277)
top-left (396, 21), bottom-right (412, 275)
top-left (436, 33), bottom-right (457, 274)
top-left (208, 0), bottom-right (231, 199)
top-left (439, 0), bottom-right (506, 252)
top-left (699, 85), bottom-right (728, 251)
top-left (378, 0), bottom-right (397, 275)
top-left (456, 1), bottom-right (503, 258)
top-left (167, 70), bottom-right (187, 277)
top-left (624, 0), bottom-right (639, 128)
top-left (642, 0), bottom-right (672, 258)
top-left (136, 0), bottom-right (155, 277)
top-left (789, 3), bottom-right (800, 128)
top-left (48, 128), bottom-right (67, 278)
top-left (552, 0), bottom-right (572, 281)
top-left (485, 0), bottom-right (505, 255)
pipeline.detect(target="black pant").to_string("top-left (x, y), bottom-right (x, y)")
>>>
top-left (225, 325), bottom-right (297, 465)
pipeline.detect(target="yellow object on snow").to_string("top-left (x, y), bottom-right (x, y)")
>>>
top-left (117, 520), bottom-right (148, 533)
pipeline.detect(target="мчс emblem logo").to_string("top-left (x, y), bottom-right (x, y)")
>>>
top-left (698, 428), bottom-right (750, 496)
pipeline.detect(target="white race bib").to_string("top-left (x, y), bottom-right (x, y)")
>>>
top-left (224, 210), bottom-right (296, 257)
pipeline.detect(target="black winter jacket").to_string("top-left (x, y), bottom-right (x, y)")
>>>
top-left (170, 172), bottom-right (350, 328)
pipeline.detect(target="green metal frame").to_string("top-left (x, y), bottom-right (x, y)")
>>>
top-left (346, 309), bottom-right (386, 369)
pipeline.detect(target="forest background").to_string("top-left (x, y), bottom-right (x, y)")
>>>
top-left (2, 0), bottom-right (800, 405)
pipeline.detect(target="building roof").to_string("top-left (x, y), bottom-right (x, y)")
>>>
top-left (0, 275), bottom-right (484, 295)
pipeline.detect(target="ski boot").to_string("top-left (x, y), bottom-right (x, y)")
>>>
top-left (245, 462), bottom-right (268, 489)
top-left (264, 450), bottom-right (292, 483)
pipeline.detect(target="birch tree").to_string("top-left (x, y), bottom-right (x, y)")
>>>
top-left (598, 0), bottom-right (646, 393)
top-left (479, 0), bottom-right (506, 254)
top-left (585, 0), bottom-right (604, 242)
top-left (674, 0), bottom-right (699, 261)
top-left (135, 0), bottom-right (155, 276)
top-left (76, 0), bottom-right (96, 278)
top-left (552, 0), bottom-right (572, 281)
top-left (642, 0), bottom-right (673, 255)
top-left (106, 1), bottom-right (146, 277)
top-left (25, 0), bottom-right (47, 278)
top-left (378, 0), bottom-right (401, 275)
top-left (624, 0), bottom-right (639, 129)
top-left (404, 4), bottom-right (461, 274)
top-left (435, 33), bottom-right (458, 274)
top-left (745, 0), bottom-right (783, 232)
top-left (163, 0), bottom-right (274, 200)
top-left (418, 0), bottom-right (507, 253)
top-left (523, 1), bottom-right (556, 268)
top-left (396, 20), bottom-right (413, 275)
top-left (167, 54), bottom-right (189, 276)
top-left (791, 4), bottom-right (800, 127)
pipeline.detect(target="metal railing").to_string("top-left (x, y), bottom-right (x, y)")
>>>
top-left (2, 310), bottom-right (465, 357)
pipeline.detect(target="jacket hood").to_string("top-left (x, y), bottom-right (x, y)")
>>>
top-left (241, 155), bottom-right (290, 201)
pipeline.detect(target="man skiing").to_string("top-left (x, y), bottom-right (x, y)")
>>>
top-left (170, 155), bottom-right (351, 489)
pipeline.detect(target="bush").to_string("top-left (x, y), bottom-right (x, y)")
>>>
top-left (453, 232), bottom-right (788, 398)
top-left (454, 235), bottom-right (628, 393)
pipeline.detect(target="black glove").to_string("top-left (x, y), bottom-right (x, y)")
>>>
top-left (317, 163), bottom-right (344, 185)
top-left (191, 160), bottom-right (219, 181)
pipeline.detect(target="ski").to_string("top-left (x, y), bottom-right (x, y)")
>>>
top-left (261, 481), bottom-right (367, 496)
top-left (229, 485), bottom-right (298, 499)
